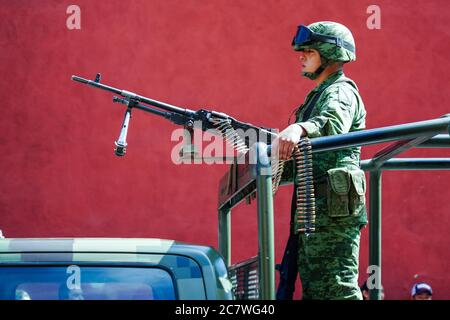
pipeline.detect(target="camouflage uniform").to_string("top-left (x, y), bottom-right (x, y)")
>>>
top-left (291, 22), bottom-right (367, 300)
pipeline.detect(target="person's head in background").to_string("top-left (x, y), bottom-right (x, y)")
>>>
top-left (411, 282), bottom-right (432, 300)
top-left (360, 280), bottom-right (385, 300)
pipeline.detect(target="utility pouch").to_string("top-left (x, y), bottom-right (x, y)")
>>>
top-left (348, 169), bottom-right (366, 215)
top-left (327, 168), bottom-right (351, 217)
top-left (327, 168), bottom-right (366, 217)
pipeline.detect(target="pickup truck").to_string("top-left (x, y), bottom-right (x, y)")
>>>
top-left (0, 238), bottom-right (233, 300)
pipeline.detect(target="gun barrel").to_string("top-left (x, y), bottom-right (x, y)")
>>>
top-left (71, 75), bottom-right (196, 118)
top-left (138, 95), bottom-right (195, 117)
top-left (71, 75), bottom-right (122, 95)
top-left (71, 75), bottom-right (89, 84)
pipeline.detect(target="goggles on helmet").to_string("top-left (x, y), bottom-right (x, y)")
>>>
top-left (292, 25), bottom-right (355, 54)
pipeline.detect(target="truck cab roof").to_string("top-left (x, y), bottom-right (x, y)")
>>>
top-left (0, 238), bottom-right (233, 300)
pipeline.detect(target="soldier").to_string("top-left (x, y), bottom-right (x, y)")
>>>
top-left (274, 21), bottom-right (367, 300)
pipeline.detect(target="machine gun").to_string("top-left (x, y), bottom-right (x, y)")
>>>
top-left (71, 72), bottom-right (315, 230)
top-left (71, 73), bottom-right (276, 158)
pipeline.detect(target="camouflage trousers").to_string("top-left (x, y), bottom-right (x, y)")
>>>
top-left (297, 225), bottom-right (363, 300)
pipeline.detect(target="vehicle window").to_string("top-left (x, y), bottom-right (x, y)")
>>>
top-left (0, 266), bottom-right (176, 300)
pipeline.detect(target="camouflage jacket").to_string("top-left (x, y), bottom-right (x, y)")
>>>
top-left (293, 70), bottom-right (368, 228)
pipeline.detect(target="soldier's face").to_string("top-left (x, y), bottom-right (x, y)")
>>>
top-left (299, 49), bottom-right (321, 73)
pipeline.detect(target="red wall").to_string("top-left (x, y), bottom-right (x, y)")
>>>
top-left (1, 0), bottom-right (449, 300)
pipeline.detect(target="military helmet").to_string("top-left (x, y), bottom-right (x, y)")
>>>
top-left (292, 21), bottom-right (356, 62)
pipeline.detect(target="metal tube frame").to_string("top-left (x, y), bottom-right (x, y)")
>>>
top-left (368, 170), bottom-right (382, 300)
top-left (218, 206), bottom-right (231, 267)
top-left (218, 115), bottom-right (450, 300)
top-left (253, 143), bottom-right (275, 300)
